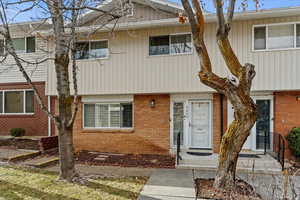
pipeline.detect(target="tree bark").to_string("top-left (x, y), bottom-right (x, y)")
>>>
top-left (214, 95), bottom-right (257, 188)
top-left (58, 125), bottom-right (76, 181)
top-left (181, 0), bottom-right (258, 189)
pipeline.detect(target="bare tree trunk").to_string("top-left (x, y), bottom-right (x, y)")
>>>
top-left (54, 52), bottom-right (77, 181)
top-left (214, 98), bottom-right (257, 188)
top-left (181, 0), bottom-right (258, 189)
top-left (58, 126), bottom-right (76, 181)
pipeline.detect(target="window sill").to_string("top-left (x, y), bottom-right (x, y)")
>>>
top-left (82, 128), bottom-right (134, 134)
top-left (0, 113), bottom-right (35, 118)
top-left (147, 52), bottom-right (193, 58)
top-left (75, 57), bottom-right (110, 62)
top-left (252, 47), bottom-right (300, 53)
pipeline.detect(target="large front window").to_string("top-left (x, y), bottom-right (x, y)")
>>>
top-left (0, 90), bottom-right (34, 114)
top-left (149, 34), bottom-right (192, 56)
top-left (254, 23), bottom-right (300, 51)
top-left (84, 103), bottom-right (133, 128)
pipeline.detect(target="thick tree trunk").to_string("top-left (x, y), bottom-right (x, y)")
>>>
top-left (58, 126), bottom-right (77, 181)
top-left (214, 99), bottom-right (257, 189)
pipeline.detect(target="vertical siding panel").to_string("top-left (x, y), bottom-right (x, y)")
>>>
top-left (47, 16), bottom-right (300, 95)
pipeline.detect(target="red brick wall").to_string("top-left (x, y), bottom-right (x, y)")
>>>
top-left (212, 93), bottom-right (228, 153)
top-left (274, 91), bottom-right (300, 159)
top-left (0, 82), bottom-right (48, 136)
top-left (72, 94), bottom-right (170, 155)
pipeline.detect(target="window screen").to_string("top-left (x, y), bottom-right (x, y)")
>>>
top-left (12, 38), bottom-right (25, 53)
top-left (254, 26), bottom-right (266, 50)
top-left (5, 91), bottom-right (24, 113)
top-left (25, 91), bottom-right (34, 113)
top-left (84, 103), bottom-right (133, 128)
top-left (149, 35), bottom-right (170, 55)
top-left (170, 34), bottom-right (192, 54)
top-left (268, 24), bottom-right (294, 49)
top-left (90, 41), bottom-right (109, 58)
top-left (75, 42), bottom-right (89, 60)
top-left (26, 37), bottom-right (36, 53)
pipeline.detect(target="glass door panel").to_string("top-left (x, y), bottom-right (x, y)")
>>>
top-left (173, 102), bottom-right (184, 145)
top-left (256, 100), bottom-right (271, 150)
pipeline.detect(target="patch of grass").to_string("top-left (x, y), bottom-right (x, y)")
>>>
top-left (0, 166), bottom-right (147, 200)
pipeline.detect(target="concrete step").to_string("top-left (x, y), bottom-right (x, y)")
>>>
top-left (0, 149), bottom-right (40, 162)
top-left (23, 156), bottom-right (59, 168)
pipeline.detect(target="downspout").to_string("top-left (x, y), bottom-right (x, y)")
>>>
top-left (48, 95), bottom-right (51, 136)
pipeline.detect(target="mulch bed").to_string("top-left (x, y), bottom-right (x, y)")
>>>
top-left (76, 150), bottom-right (175, 168)
top-left (195, 178), bottom-right (262, 200)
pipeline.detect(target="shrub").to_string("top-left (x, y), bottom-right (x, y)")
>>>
top-left (286, 127), bottom-right (300, 158)
top-left (10, 128), bottom-right (26, 137)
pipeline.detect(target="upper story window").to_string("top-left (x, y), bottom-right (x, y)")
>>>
top-left (75, 40), bottom-right (109, 60)
top-left (0, 90), bottom-right (34, 114)
top-left (83, 102), bottom-right (133, 129)
top-left (12, 37), bottom-right (36, 53)
top-left (149, 33), bottom-right (192, 56)
top-left (253, 23), bottom-right (300, 51)
top-left (0, 37), bottom-right (36, 54)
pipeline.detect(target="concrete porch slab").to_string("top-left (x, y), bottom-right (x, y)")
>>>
top-left (177, 152), bottom-right (282, 174)
top-left (138, 169), bottom-right (196, 200)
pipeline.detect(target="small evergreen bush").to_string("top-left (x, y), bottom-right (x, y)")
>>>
top-left (286, 127), bottom-right (300, 159)
top-left (10, 128), bottom-right (26, 137)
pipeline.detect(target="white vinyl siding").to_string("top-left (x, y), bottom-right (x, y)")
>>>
top-left (0, 90), bottom-right (34, 114)
top-left (47, 16), bottom-right (300, 95)
top-left (84, 102), bottom-right (133, 129)
top-left (253, 22), bottom-right (300, 51)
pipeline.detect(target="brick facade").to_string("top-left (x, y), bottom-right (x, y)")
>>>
top-left (72, 94), bottom-right (170, 155)
top-left (53, 91), bottom-right (299, 160)
top-left (274, 91), bottom-right (300, 159)
top-left (0, 82), bottom-right (48, 136)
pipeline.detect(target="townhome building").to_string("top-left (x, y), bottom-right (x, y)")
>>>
top-left (2, 0), bottom-right (300, 160)
top-left (0, 22), bottom-right (51, 136)
top-left (46, 0), bottom-right (300, 159)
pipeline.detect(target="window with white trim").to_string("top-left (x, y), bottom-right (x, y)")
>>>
top-left (253, 23), bottom-right (300, 51)
top-left (75, 40), bottom-right (109, 60)
top-left (149, 33), bottom-right (192, 56)
top-left (84, 103), bottom-right (133, 128)
top-left (0, 90), bottom-right (34, 114)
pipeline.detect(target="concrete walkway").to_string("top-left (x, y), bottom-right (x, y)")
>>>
top-left (139, 169), bottom-right (300, 200)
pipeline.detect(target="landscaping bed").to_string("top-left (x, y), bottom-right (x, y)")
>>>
top-left (76, 151), bottom-right (175, 168)
top-left (0, 136), bottom-right (40, 150)
top-left (195, 178), bottom-right (262, 200)
top-left (0, 165), bottom-right (147, 200)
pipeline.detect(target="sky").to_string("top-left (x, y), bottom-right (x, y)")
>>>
top-left (7, 0), bottom-right (300, 23)
top-left (169, 0), bottom-right (300, 12)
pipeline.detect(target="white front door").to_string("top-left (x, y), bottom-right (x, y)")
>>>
top-left (189, 101), bottom-right (211, 148)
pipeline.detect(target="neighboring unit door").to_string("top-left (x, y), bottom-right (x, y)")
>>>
top-left (190, 101), bottom-right (211, 148)
top-left (255, 100), bottom-right (271, 150)
top-left (228, 98), bottom-right (272, 151)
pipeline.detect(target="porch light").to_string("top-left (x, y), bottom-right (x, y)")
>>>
top-left (150, 99), bottom-right (156, 108)
top-left (297, 96), bottom-right (300, 101)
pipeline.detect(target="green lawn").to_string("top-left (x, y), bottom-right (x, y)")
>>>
top-left (0, 166), bottom-right (147, 200)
